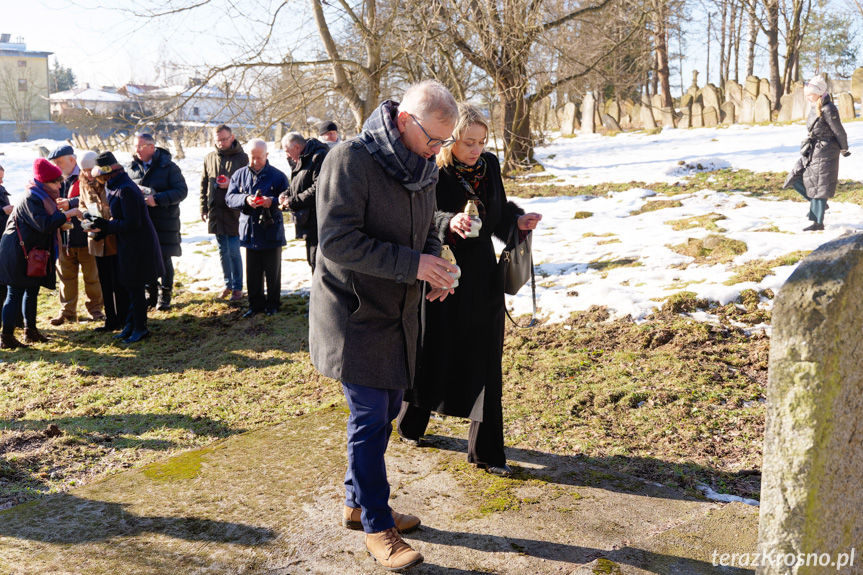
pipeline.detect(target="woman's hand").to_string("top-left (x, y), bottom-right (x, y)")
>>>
top-left (65, 208), bottom-right (82, 219)
top-left (426, 286), bottom-right (454, 302)
top-left (449, 213), bottom-right (472, 239)
top-left (56, 198), bottom-right (70, 210)
top-left (2, 205), bottom-right (12, 215)
top-left (518, 212), bottom-right (542, 231)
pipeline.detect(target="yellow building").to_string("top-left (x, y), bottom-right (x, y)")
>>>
top-left (0, 34), bottom-right (52, 139)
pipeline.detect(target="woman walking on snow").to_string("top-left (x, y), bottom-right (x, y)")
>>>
top-left (783, 75), bottom-right (851, 231)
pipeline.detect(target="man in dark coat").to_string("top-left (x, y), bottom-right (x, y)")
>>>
top-left (200, 125), bottom-right (249, 301)
top-left (91, 152), bottom-right (164, 343)
top-left (49, 145), bottom-right (104, 324)
top-left (309, 80), bottom-right (458, 572)
top-left (128, 133), bottom-right (188, 310)
top-left (278, 132), bottom-right (328, 272)
top-left (225, 139), bottom-right (288, 318)
top-left (0, 164), bottom-right (11, 332)
top-left (316, 120), bottom-right (340, 148)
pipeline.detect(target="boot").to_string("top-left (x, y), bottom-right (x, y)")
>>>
top-left (365, 527), bottom-right (423, 571)
top-left (0, 332), bottom-right (28, 349)
top-left (157, 287), bottom-right (172, 311)
top-left (343, 507), bottom-right (421, 534)
top-left (113, 323), bottom-right (134, 340)
top-left (24, 327), bottom-right (49, 344)
top-left (49, 312), bottom-right (76, 326)
top-left (146, 285), bottom-right (158, 309)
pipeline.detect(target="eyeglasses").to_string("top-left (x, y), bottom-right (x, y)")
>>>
top-left (409, 114), bottom-right (455, 148)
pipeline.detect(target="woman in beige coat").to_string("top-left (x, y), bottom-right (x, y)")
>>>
top-left (77, 151), bottom-right (127, 332)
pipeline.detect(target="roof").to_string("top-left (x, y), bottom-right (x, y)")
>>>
top-left (50, 88), bottom-right (130, 103)
top-left (144, 84), bottom-right (253, 101)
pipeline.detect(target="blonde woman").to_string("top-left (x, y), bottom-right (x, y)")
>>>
top-left (397, 102), bottom-right (542, 476)
top-left (783, 75), bottom-right (851, 231)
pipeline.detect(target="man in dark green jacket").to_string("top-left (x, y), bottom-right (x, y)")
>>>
top-left (201, 125), bottom-right (249, 301)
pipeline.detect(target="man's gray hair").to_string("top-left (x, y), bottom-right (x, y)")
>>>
top-left (245, 138), bottom-right (269, 154)
top-left (135, 132), bottom-right (156, 145)
top-left (399, 80), bottom-right (459, 124)
top-left (281, 132), bottom-right (306, 148)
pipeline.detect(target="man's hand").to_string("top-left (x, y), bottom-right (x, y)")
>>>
top-left (201, 212), bottom-right (208, 222)
top-left (417, 254), bottom-right (455, 290)
top-left (2, 205), bottom-right (13, 215)
top-left (449, 213), bottom-right (472, 239)
top-left (425, 286), bottom-right (454, 302)
top-left (259, 196), bottom-right (273, 209)
top-left (144, 195), bottom-right (156, 207)
top-left (64, 208), bottom-right (82, 219)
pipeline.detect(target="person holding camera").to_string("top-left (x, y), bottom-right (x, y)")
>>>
top-left (0, 159), bottom-right (82, 348)
top-left (782, 75), bottom-right (850, 231)
top-left (225, 139), bottom-right (288, 318)
top-left (201, 125), bottom-right (249, 301)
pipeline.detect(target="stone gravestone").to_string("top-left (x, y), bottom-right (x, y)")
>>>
top-left (702, 106), bottom-right (719, 127)
top-left (777, 94), bottom-right (794, 122)
top-left (791, 86), bottom-right (807, 120)
top-left (758, 234), bottom-right (863, 575)
top-left (725, 79), bottom-right (743, 110)
top-left (556, 107), bottom-right (566, 131)
top-left (720, 101), bottom-right (735, 125)
top-left (753, 94), bottom-right (772, 123)
top-left (660, 107), bottom-right (675, 129)
top-left (606, 100), bottom-right (620, 123)
top-left (680, 93), bottom-right (693, 109)
top-left (759, 78), bottom-right (772, 102)
top-left (623, 98), bottom-right (636, 120)
top-left (581, 92), bottom-right (596, 134)
top-left (744, 75), bottom-right (760, 100)
top-left (836, 92), bottom-right (855, 120)
top-left (687, 70), bottom-right (699, 97)
top-left (741, 96), bottom-right (756, 123)
top-left (700, 84), bottom-right (721, 112)
top-left (852, 67), bottom-right (863, 104)
top-left (601, 114), bottom-right (622, 133)
top-left (640, 94), bottom-right (656, 129)
top-left (561, 102), bottom-right (578, 136)
top-left (691, 101), bottom-right (704, 128)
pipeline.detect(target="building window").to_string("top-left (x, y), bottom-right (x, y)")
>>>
top-left (192, 107), bottom-right (200, 116)
top-left (18, 79), bottom-right (27, 92)
top-left (17, 60), bottom-right (26, 67)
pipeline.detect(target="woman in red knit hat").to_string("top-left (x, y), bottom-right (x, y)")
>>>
top-left (0, 158), bottom-right (83, 348)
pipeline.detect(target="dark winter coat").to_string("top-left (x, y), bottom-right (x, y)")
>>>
top-left (200, 140), bottom-right (249, 236)
top-left (0, 185), bottom-right (67, 289)
top-left (284, 138), bottom-right (329, 242)
top-left (128, 147), bottom-right (188, 257)
top-left (96, 171), bottom-right (164, 288)
top-left (783, 94), bottom-right (849, 200)
top-left (0, 185), bottom-right (10, 234)
top-left (309, 140), bottom-right (442, 390)
top-left (225, 162), bottom-right (288, 250)
top-left (405, 152), bottom-right (524, 420)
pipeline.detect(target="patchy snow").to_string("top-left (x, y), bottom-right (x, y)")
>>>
top-left (1, 120), bottom-right (861, 323)
top-left (697, 482), bottom-right (760, 507)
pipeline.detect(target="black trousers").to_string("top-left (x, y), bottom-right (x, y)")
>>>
top-left (124, 285), bottom-right (148, 331)
top-left (397, 394), bottom-right (506, 468)
top-left (246, 247), bottom-right (281, 312)
top-left (96, 255), bottom-right (129, 330)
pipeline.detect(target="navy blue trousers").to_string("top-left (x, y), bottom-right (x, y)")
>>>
top-left (342, 382), bottom-right (402, 533)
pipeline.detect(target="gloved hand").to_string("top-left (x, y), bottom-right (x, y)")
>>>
top-left (841, 150), bottom-right (851, 157)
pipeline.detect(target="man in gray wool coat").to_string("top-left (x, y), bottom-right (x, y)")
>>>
top-left (310, 80), bottom-right (459, 571)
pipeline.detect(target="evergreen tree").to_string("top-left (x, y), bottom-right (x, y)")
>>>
top-left (49, 59), bottom-right (77, 93)
top-left (800, 0), bottom-right (858, 78)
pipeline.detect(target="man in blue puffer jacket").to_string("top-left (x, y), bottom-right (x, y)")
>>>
top-left (225, 139), bottom-right (288, 317)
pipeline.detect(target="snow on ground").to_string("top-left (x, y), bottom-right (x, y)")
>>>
top-left (1, 120), bottom-right (862, 324)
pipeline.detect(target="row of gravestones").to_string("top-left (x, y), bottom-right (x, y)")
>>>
top-left (554, 67), bottom-right (863, 135)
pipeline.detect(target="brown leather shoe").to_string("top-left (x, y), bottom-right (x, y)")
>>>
top-left (220, 288), bottom-right (232, 299)
top-left (230, 290), bottom-right (244, 302)
top-left (0, 333), bottom-right (28, 349)
top-left (49, 313), bottom-right (76, 326)
top-left (343, 506), bottom-right (421, 534)
top-left (24, 328), bottom-right (49, 344)
top-left (365, 527), bottom-right (423, 571)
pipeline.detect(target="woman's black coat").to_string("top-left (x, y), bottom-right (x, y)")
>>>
top-left (0, 186), bottom-right (67, 289)
top-left (406, 152), bottom-right (524, 421)
top-left (95, 171), bottom-right (164, 288)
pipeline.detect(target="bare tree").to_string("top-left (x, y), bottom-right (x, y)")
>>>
top-left (0, 62), bottom-right (46, 141)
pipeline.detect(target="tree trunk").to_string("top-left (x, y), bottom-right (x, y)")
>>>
top-left (764, 0), bottom-right (782, 109)
top-left (499, 75), bottom-right (533, 173)
top-left (654, 2), bottom-right (673, 107)
top-left (745, 0), bottom-right (758, 77)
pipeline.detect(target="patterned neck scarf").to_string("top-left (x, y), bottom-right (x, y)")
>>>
top-left (357, 100), bottom-right (439, 192)
top-left (452, 155), bottom-right (487, 216)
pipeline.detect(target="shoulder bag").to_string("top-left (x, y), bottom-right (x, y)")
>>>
top-left (499, 221), bottom-right (536, 327)
top-left (15, 217), bottom-right (50, 277)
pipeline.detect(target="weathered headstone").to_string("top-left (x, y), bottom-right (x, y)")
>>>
top-left (639, 94), bottom-right (656, 129)
top-left (687, 70), bottom-right (699, 97)
top-left (680, 93), bottom-right (693, 109)
top-left (744, 75), bottom-right (760, 100)
top-left (753, 93), bottom-right (772, 123)
top-left (660, 107), bottom-right (675, 129)
top-left (581, 92), bottom-right (596, 134)
top-left (852, 67), bottom-right (863, 104)
top-left (606, 100), bottom-right (620, 123)
top-left (720, 101), bottom-right (735, 125)
top-left (836, 92), bottom-right (855, 120)
top-left (759, 78), bottom-right (772, 102)
top-left (678, 106), bottom-right (692, 128)
top-left (791, 87), bottom-right (807, 120)
top-left (623, 98), bottom-right (636, 119)
top-left (556, 107), bottom-right (565, 131)
top-left (601, 114), bottom-right (622, 133)
top-left (778, 94), bottom-right (794, 122)
top-left (561, 102), bottom-right (578, 136)
top-left (651, 94), bottom-right (663, 113)
top-left (741, 96), bottom-right (756, 123)
top-left (700, 84), bottom-right (721, 111)
top-left (691, 102), bottom-right (704, 128)
top-left (758, 234), bottom-right (863, 575)
top-left (620, 113), bottom-right (632, 128)
top-left (725, 79), bottom-right (743, 110)
top-left (702, 105), bottom-right (719, 127)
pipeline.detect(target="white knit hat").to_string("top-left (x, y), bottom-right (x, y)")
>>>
top-left (78, 150), bottom-right (98, 171)
top-left (804, 75), bottom-right (827, 97)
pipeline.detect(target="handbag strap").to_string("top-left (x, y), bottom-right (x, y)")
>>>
top-left (504, 219), bottom-right (536, 329)
top-left (13, 215), bottom-right (30, 260)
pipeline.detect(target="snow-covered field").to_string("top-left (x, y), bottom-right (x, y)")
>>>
top-left (1, 120), bottom-right (861, 326)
